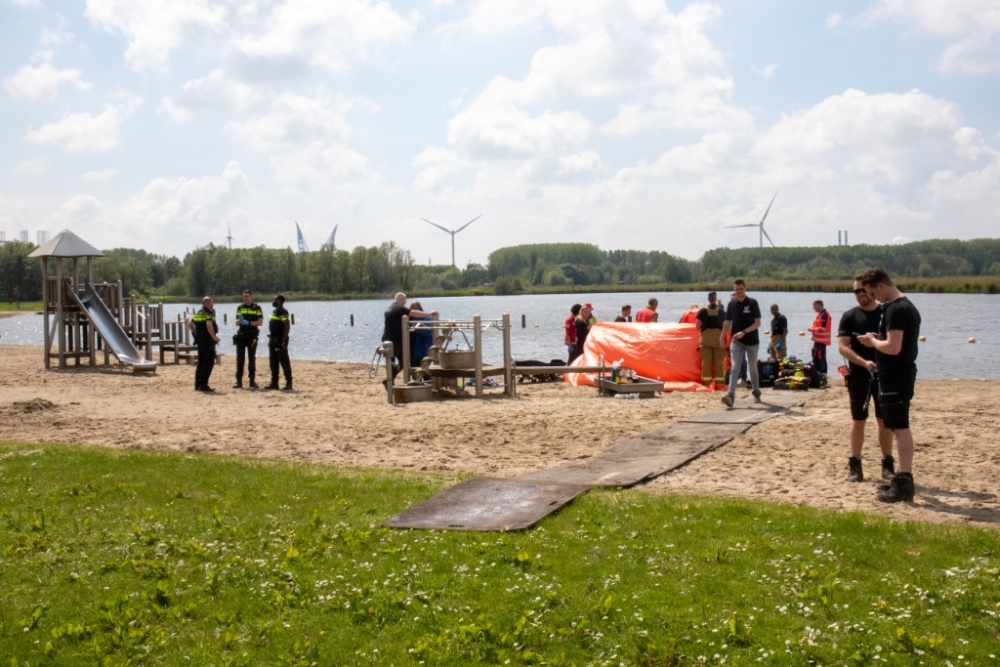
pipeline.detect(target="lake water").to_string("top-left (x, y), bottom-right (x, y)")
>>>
top-left (1, 291), bottom-right (996, 379)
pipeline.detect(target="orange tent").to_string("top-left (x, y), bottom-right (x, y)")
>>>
top-left (565, 322), bottom-right (722, 392)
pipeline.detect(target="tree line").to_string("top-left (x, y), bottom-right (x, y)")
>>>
top-left (2, 237), bottom-right (1000, 303)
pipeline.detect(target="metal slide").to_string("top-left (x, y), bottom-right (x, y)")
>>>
top-left (66, 282), bottom-right (157, 372)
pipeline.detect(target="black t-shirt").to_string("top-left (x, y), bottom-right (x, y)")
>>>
top-left (837, 305), bottom-right (881, 370)
top-left (382, 304), bottom-right (410, 345)
top-left (575, 318), bottom-right (589, 349)
top-left (725, 297), bottom-right (761, 346)
top-left (696, 305), bottom-right (725, 331)
top-left (770, 314), bottom-right (787, 336)
top-left (876, 297), bottom-right (920, 372)
top-left (614, 315), bottom-right (627, 322)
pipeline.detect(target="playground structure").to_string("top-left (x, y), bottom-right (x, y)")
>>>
top-left (28, 230), bottom-right (198, 372)
top-left (376, 314), bottom-right (610, 404)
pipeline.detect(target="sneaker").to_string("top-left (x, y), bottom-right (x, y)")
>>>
top-left (881, 455), bottom-right (895, 480)
top-left (877, 473), bottom-right (914, 503)
top-left (721, 394), bottom-right (733, 407)
top-left (847, 456), bottom-right (864, 482)
top-left (752, 390), bottom-right (762, 404)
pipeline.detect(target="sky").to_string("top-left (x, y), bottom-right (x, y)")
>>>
top-left (1, 0), bottom-right (999, 265)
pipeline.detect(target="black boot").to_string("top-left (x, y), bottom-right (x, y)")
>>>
top-left (847, 456), bottom-right (863, 482)
top-left (881, 455), bottom-right (895, 480)
top-left (249, 379), bottom-right (259, 389)
top-left (877, 472), bottom-right (914, 503)
top-left (282, 380), bottom-right (293, 391)
top-left (233, 379), bottom-right (243, 389)
top-left (264, 381), bottom-right (279, 390)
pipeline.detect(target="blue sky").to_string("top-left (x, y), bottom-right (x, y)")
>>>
top-left (2, 0), bottom-right (999, 264)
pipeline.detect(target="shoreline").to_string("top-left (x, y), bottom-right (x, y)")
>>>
top-left (2, 344), bottom-right (1000, 528)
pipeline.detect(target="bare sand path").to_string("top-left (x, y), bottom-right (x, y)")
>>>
top-left (2, 344), bottom-right (999, 527)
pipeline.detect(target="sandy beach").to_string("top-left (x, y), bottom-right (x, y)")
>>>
top-left (2, 343), bottom-right (998, 528)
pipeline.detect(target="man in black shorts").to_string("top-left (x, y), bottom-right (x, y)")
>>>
top-left (837, 275), bottom-right (894, 482)
top-left (857, 267), bottom-right (921, 503)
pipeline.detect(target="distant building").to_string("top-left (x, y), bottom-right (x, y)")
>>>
top-left (0, 231), bottom-right (6, 245)
top-left (36, 230), bottom-right (50, 245)
top-left (20, 230), bottom-right (29, 243)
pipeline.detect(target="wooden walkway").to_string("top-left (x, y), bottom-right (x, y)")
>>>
top-left (384, 392), bottom-right (806, 532)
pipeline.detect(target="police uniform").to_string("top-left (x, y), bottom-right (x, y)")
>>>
top-left (234, 301), bottom-right (263, 387)
top-left (192, 306), bottom-right (217, 390)
top-left (696, 304), bottom-right (726, 385)
top-left (267, 304), bottom-right (292, 389)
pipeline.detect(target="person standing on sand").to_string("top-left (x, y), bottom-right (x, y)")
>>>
top-left (768, 304), bottom-right (787, 361)
top-left (810, 299), bottom-right (833, 377)
top-left (635, 298), bottom-right (658, 322)
top-left (233, 289), bottom-right (264, 389)
top-left (265, 295), bottom-right (293, 391)
top-left (838, 276), bottom-right (894, 483)
top-left (614, 305), bottom-right (631, 322)
top-left (857, 267), bottom-right (921, 503)
top-left (696, 292), bottom-right (726, 387)
top-left (381, 293), bottom-right (438, 379)
top-left (565, 303), bottom-right (582, 363)
top-left (720, 279), bottom-right (762, 407)
top-left (188, 296), bottom-right (219, 392)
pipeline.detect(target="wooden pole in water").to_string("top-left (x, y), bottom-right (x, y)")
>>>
top-left (503, 313), bottom-right (513, 396)
top-left (350, 314), bottom-right (354, 326)
top-left (521, 314), bottom-right (526, 328)
top-left (473, 315), bottom-right (483, 398)
top-left (401, 315), bottom-right (411, 383)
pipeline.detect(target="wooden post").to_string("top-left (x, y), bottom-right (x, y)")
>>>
top-left (350, 314), bottom-right (354, 326)
top-left (87, 257), bottom-right (96, 367)
top-left (503, 313), bottom-right (513, 396)
top-left (473, 315), bottom-right (483, 398)
top-left (521, 314), bottom-right (526, 328)
top-left (56, 258), bottom-right (65, 370)
top-left (383, 342), bottom-right (394, 405)
top-left (42, 257), bottom-right (50, 369)
top-left (401, 315), bottom-right (411, 383)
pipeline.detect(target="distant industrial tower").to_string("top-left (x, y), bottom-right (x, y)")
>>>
top-left (20, 230), bottom-right (29, 243)
top-left (295, 222), bottom-right (309, 253)
top-left (0, 231), bottom-right (6, 245)
top-left (36, 231), bottom-right (50, 246)
top-left (837, 230), bottom-right (850, 246)
top-left (326, 224), bottom-right (338, 248)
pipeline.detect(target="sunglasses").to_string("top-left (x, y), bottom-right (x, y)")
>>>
top-left (852, 288), bottom-right (868, 295)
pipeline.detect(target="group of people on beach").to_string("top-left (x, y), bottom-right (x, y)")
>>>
top-left (563, 267), bottom-right (921, 504)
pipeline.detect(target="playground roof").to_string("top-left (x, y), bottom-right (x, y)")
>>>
top-left (28, 229), bottom-right (104, 258)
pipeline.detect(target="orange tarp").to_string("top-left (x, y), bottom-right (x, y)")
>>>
top-left (565, 322), bottom-right (721, 392)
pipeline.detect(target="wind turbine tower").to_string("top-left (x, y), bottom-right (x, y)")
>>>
top-left (226, 218), bottom-right (234, 249)
top-left (295, 222), bottom-right (309, 253)
top-left (724, 193), bottom-right (777, 248)
top-left (326, 224), bottom-right (338, 248)
top-left (421, 215), bottom-right (482, 267)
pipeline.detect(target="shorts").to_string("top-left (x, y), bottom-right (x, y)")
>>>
top-left (847, 367), bottom-right (881, 421)
top-left (878, 366), bottom-right (916, 430)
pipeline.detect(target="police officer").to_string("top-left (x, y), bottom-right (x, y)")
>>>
top-left (188, 296), bottom-right (219, 392)
top-left (695, 292), bottom-right (726, 387)
top-left (233, 289), bottom-right (264, 389)
top-left (265, 294), bottom-right (292, 391)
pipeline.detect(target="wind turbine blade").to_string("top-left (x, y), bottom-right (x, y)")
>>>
top-left (759, 192), bottom-right (777, 224)
top-left (723, 224), bottom-right (762, 229)
top-left (454, 214), bottom-right (482, 233)
top-left (421, 218), bottom-right (453, 234)
top-left (762, 227), bottom-right (776, 247)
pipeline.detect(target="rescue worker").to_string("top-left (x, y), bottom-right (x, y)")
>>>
top-left (838, 275), bottom-right (894, 483)
top-left (720, 279), bottom-right (762, 406)
top-left (265, 294), bottom-right (292, 391)
top-left (233, 289), bottom-right (264, 389)
top-left (564, 304), bottom-right (581, 363)
top-left (635, 298), bottom-right (658, 322)
top-left (809, 299), bottom-right (832, 376)
top-left (679, 304), bottom-right (699, 324)
top-left (188, 296), bottom-right (219, 392)
top-left (695, 292), bottom-right (726, 386)
top-left (614, 305), bottom-right (631, 322)
top-left (583, 302), bottom-right (598, 325)
top-left (768, 304), bottom-right (788, 360)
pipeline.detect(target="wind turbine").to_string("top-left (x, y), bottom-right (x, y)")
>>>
top-left (326, 224), bottom-right (338, 248)
top-left (421, 215), bottom-right (482, 267)
top-left (226, 217), bottom-right (234, 249)
top-left (724, 193), bottom-right (777, 248)
top-left (295, 221), bottom-right (309, 253)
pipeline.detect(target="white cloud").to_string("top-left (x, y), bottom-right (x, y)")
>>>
top-left (25, 96), bottom-right (141, 151)
top-left (860, 0), bottom-right (1000, 73)
top-left (602, 77), bottom-right (753, 135)
top-left (161, 68), bottom-right (264, 120)
top-left (826, 12), bottom-right (843, 29)
top-left (3, 51), bottom-right (92, 100)
top-left (270, 141), bottom-right (380, 200)
top-left (753, 63), bottom-right (778, 79)
top-left (413, 146), bottom-right (467, 192)
top-left (81, 169), bottom-right (119, 181)
top-left (448, 102), bottom-right (591, 158)
top-left (556, 150), bottom-right (602, 177)
top-left (225, 89), bottom-right (367, 151)
top-left (14, 156), bottom-right (50, 175)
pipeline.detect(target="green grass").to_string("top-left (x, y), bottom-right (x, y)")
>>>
top-left (2, 442), bottom-right (999, 666)
top-left (0, 301), bottom-right (42, 312)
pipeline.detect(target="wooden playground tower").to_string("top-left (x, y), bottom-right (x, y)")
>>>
top-left (28, 230), bottom-right (195, 372)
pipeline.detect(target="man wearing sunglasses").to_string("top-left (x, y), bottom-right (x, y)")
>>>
top-left (837, 276), bottom-right (894, 483)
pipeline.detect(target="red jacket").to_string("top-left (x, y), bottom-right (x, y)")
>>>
top-left (564, 314), bottom-right (577, 345)
top-left (810, 310), bottom-right (832, 346)
top-left (635, 307), bottom-right (657, 323)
